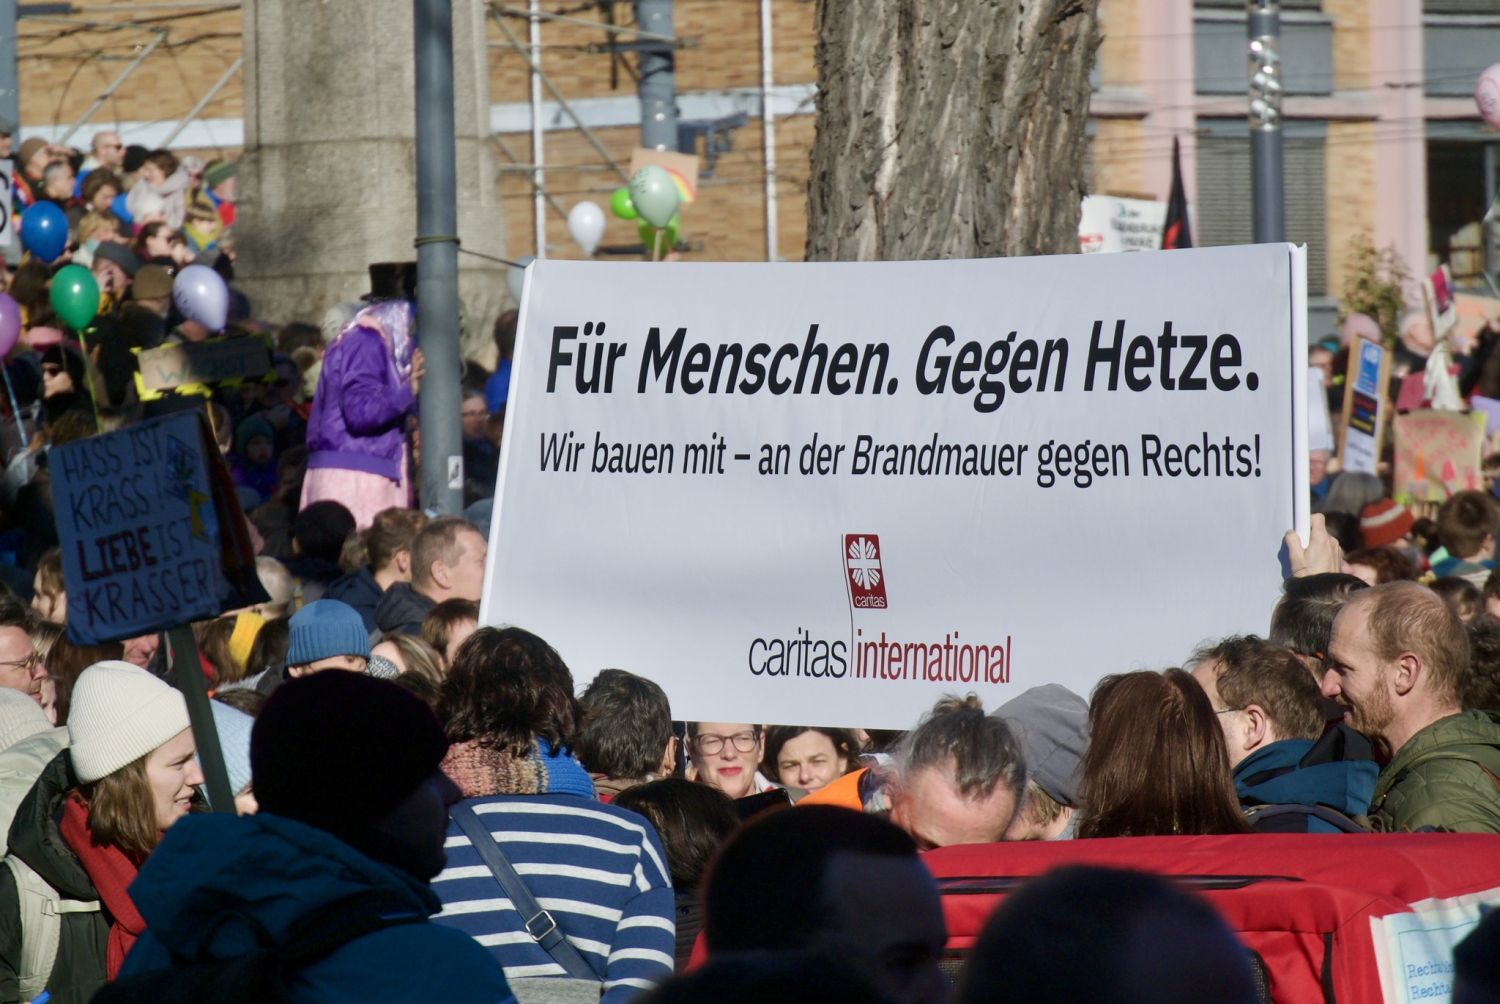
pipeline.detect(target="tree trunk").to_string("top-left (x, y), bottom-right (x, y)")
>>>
top-left (806, 0), bottom-right (1100, 261)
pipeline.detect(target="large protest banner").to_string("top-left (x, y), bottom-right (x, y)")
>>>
top-left (483, 245), bottom-right (1308, 729)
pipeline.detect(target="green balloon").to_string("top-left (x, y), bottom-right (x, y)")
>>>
top-left (638, 214), bottom-right (680, 254)
top-left (628, 166), bottom-right (680, 228)
top-left (49, 264), bottom-right (100, 332)
top-left (610, 186), bottom-right (638, 221)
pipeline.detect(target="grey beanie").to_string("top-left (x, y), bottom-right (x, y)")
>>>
top-left (994, 684), bottom-right (1088, 808)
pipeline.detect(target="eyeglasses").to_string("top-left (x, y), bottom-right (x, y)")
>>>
top-left (693, 731), bottom-right (758, 755)
top-left (0, 652), bottom-right (40, 674)
top-left (1214, 707), bottom-right (1243, 716)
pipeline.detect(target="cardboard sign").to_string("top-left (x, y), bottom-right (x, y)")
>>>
top-left (1078, 195), bottom-right (1168, 254)
top-left (1393, 410), bottom-right (1487, 505)
top-left (629, 147), bottom-right (698, 203)
top-left (483, 245), bottom-right (1309, 729)
top-left (137, 337), bottom-right (271, 393)
top-left (1339, 339), bottom-right (1390, 475)
top-left (50, 410), bottom-right (266, 643)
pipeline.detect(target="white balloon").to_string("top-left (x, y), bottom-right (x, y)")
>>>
top-left (506, 255), bottom-right (535, 303)
top-left (567, 201), bottom-right (606, 256)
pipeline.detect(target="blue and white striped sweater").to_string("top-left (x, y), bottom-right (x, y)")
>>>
top-left (433, 794), bottom-right (676, 1001)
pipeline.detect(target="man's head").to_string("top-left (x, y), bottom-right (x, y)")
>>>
top-left (955, 866), bottom-right (1257, 1004)
top-left (1268, 571), bottom-right (1369, 681)
top-left (41, 160), bottom-right (73, 201)
top-left (993, 684), bottom-right (1087, 841)
top-left (285, 599), bottom-right (371, 678)
top-left (411, 516), bottom-right (487, 603)
top-left (577, 669), bottom-right (675, 782)
top-left (90, 130), bottom-right (124, 169)
top-left (888, 694), bottom-right (1025, 849)
top-left (460, 389), bottom-right (488, 441)
top-left (1191, 635), bottom-right (1325, 769)
top-left (91, 241), bottom-right (139, 299)
top-left (1438, 491), bottom-right (1500, 563)
top-left (1324, 581), bottom-right (1469, 751)
top-left (0, 597), bottom-right (43, 703)
top-left (252, 671), bottom-right (454, 879)
top-left (365, 506), bottom-right (427, 582)
top-left (703, 806), bottom-right (947, 1004)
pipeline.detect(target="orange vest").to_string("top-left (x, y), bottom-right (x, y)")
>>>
top-left (798, 767), bottom-right (867, 811)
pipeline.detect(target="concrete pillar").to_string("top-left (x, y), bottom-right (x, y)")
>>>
top-left (237, 0), bottom-right (506, 359)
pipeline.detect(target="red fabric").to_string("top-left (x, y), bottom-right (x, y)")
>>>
top-left (59, 793), bottom-right (149, 980)
top-left (926, 834), bottom-right (1500, 1004)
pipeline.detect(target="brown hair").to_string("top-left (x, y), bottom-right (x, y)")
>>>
top-left (1437, 491), bottom-right (1500, 561)
top-left (1076, 669), bottom-right (1251, 838)
top-left (368, 507), bottom-right (429, 573)
top-left (1193, 635), bottom-right (1324, 742)
top-left (761, 726), bottom-right (859, 784)
top-left (1343, 547), bottom-right (1416, 585)
top-left (81, 169), bottom-right (122, 203)
top-left (144, 149), bottom-right (179, 177)
top-left (44, 636), bottom-right (124, 725)
top-left (381, 632), bottom-right (445, 690)
top-left (194, 617), bottom-right (240, 685)
top-left (83, 755), bottom-right (160, 859)
top-left (34, 548), bottom-right (63, 600)
top-left (411, 516), bottom-right (479, 591)
top-left (1431, 576), bottom-right (1483, 625)
top-left (1357, 581), bottom-right (1471, 705)
top-left (438, 626), bottom-right (579, 755)
top-left (421, 599), bottom-right (479, 665)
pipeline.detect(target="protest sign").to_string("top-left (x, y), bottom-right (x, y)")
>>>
top-left (1423, 264), bottom-right (1458, 338)
top-left (483, 245), bottom-right (1309, 729)
top-left (1078, 195), bottom-right (1168, 254)
top-left (1393, 410), bottom-right (1487, 505)
top-left (50, 409), bottom-right (266, 644)
top-left (137, 337), bottom-right (271, 392)
top-left (1339, 338), bottom-right (1389, 474)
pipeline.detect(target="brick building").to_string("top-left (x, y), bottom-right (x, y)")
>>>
top-left (12, 1), bottom-right (1500, 337)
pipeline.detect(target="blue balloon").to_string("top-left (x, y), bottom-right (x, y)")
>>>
top-left (110, 192), bottom-right (133, 226)
top-left (19, 202), bottom-right (67, 263)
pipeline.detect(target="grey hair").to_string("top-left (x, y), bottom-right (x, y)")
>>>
top-left (893, 693), bottom-right (1026, 803)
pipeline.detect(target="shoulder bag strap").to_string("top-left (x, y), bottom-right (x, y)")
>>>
top-left (449, 802), bottom-right (597, 981)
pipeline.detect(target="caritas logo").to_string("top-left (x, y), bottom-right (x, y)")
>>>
top-left (845, 534), bottom-right (888, 610)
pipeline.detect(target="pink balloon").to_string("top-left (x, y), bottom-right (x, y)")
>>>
top-left (1477, 64), bottom-right (1500, 130)
top-left (0, 294), bottom-right (19, 356)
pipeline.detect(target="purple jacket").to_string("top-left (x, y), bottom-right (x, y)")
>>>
top-left (305, 324), bottom-right (414, 482)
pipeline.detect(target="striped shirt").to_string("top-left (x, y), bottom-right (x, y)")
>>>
top-left (433, 793), bottom-right (676, 1001)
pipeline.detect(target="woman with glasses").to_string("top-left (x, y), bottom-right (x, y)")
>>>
top-left (432, 627), bottom-right (675, 1001)
top-left (686, 722), bottom-right (770, 800)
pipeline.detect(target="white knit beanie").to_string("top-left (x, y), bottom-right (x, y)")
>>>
top-left (0, 688), bottom-right (51, 753)
top-left (68, 661), bottom-right (190, 783)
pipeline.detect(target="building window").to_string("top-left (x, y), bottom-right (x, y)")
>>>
top-left (1428, 139), bottom-right (1498, 288)
top-left (1424, 1), bottom-right (1500, 14)
top-left (1195, 122), bottom-right (1328, 295)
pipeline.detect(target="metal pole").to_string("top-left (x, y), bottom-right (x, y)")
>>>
top-left (414, 0), bottom-right (462, 516)
top-left (527, 0), bottom-right (545, 256)
top-left (58, 30), bottom-right (164, 144)
top-left (160, 55), bottom-right (241, 148)
top-left (758, 0), bottom-right (777, 261)
top-left (1247, 0), bottom-right (1283, 244)
top-left (634, 0), bottom-right (677, 151)
top-left (0, 0), bottom-right (17, 138)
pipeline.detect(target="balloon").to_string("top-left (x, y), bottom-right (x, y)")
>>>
top-left (49, 265), bottom-right (100, 332)
top-left (19, 202), bottom-right (67, 263)
top-left (172, 263), bottom-right (229, 331)
top-left (1478, 64), bottom-right (1500, 129)
top-left (110, 192), bottom-right (133, 226)
top-left (610, 186), bottom-right (637, 221)
top-left (567, 201), bottom-right (606, 256)
top-left (628, 166), bottom-right (680, 228)
top-left (0, 294), bottom-right (19, 356)
top-left (638, 214), bottom-right (680, 254)
top-left (506, 255), bottom-right (535, 303)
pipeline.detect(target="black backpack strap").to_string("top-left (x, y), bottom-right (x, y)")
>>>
top-left (450, 801), bottom-right (598, 981)
top-left (1244, 802), bottom-right (1370, 833)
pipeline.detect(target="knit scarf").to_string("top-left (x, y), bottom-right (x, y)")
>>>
top-left (59, 792), bottom-right (150, 979)
top-left (442, 737), bottom-right (597, 800)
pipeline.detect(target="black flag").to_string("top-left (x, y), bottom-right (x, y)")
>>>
top-left (1161, 137), bottom-right (1192, 250)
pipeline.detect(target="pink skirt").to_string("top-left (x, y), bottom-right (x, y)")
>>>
top-left (300, 463), bottom-right (411, 529)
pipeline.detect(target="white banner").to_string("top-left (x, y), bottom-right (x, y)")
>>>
top-left (484, 245), bottom-right (1309, 730)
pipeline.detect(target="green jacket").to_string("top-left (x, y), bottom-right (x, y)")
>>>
top-left (1371, 711), bottom-right (1500, 833)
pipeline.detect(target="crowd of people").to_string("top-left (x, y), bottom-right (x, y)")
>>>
top-left (0, 123), bottom-right (1494, 1002)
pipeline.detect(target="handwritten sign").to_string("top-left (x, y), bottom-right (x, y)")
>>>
top-left (1078, 195), bottom-right (1168, 254)
top-left (137, 337), bottom-right (271, 393)
top-left (1394, 410), bottom-right (1487, 505)
top-left (50, 410), bottom-right (266, 643)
